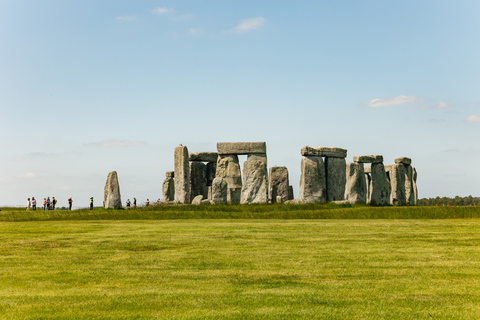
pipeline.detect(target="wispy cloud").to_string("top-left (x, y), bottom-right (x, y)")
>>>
top-left (16, 172), bottom-right (37, 179)
top-left (367, 95), bottom-right (422, 108)
top-left (465, 115), bottom-right (480, 122)
top-left (115, 15), bottom-right (137, 21)
top-left (230, 17), bottom-right (266, 33)
top-left (85, 140), bottom-right (147, 147)
top-left (152, 7), bottom-right (173, 14)
top-left (436, 102), bottom-right (451, 108)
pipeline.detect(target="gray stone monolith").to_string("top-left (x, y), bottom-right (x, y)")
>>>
top-left (325, 157), bottom-right (346, 201)
top-left (345, 162), bottom-right (367, 204)
top-left (189, 152), bottom-right (218, 162)
top-left (104, 171), bottom-right (122, 209)
top-left (211, 177), bottom-right (227, 204)
top-left (217, 142), bottom-right (266, 155)
top-left (268, 166), bottom-right (290, 203)
top-left (215, 154), bottom-right (242, 204)
top-left (241, 154), bottom-right (268, 204)
top-left (389, 163), bottom-right (406, 205)
top-left (288, 186), bottom-right (294, 200)
top-left (365, 173), bottom-right (372, 204)
top-left (370, 163), bottom-right (391, 206)
top-left (413, 167), bottom-right (418, 205)
top-left (190, 161), bottom-right (207, 203)
top-left (299, 156), bottom-right (326, 203)
top-left (162, 172), bottom-right (175, 202)
top-left (301, 146), bottom-right (347, 158)
top-left (174, 144), bottom-right (190, 204)
top-left (405, 164), bottom-right (415, 205)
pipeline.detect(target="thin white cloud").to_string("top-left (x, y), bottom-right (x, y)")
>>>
top-left (231, 17), bottom-right (266, 33)
top-left (152, 7), bottom-right (173, 14)
top-left (16, 172), bottom-right (37, 179)
top-left (85, 140), bottom-right (147, 147)
top-left (367, 95), bottom-right (422, 108)
top-left (115, 15), bottom-right (137, 21)
top-left (436, 102), bottom-right (451, 108)
top-left (465, 115), bottom-right (480, 122)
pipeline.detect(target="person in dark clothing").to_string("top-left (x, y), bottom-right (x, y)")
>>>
top-left (68, 197), bottom-right (73, 210)
top-left (90, 197), bottom-right (94, 210)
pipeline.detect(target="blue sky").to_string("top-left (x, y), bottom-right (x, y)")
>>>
top-left (1, 0), bottom-right (479, 207)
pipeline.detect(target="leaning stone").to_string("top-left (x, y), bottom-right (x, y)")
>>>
top-left (325, 157), bottom-right (346, 201)
top-left (344, 162), bottom-right (367, 204)
top-left (240, 157), bottom-right (268, 204)
top-left (370, 163), bottom-right (391, 206)
top-left (268, 166), bottom-right (290, 203)
top-left (166, 171), bottom-right (174, 178)
top-left (412, 167), bottom-right (418, 205)
top-left (104, 171), bottom-right (122, 209)
top-left (390, 164), bottom-right (406, 205)
top-left (365, 173), bottom-right (372, 204)
top-left (190, 161), bottom-right (207, 203)
top-left (211, 177), bottom-right (227, 204)
top-left (301, 146), bottom-right (347, 158)
top-left (353, 155), bottom-right (384, 164)
top-left (191, 195), bottom-right (203, 205)
top-left (299, 156), bottom-right (326, 203)
top-left (174, 144), bottom-right (190, 204)
top-left (162, 177), bottom-right (175, 202)
top-left (404, 164), bottom-right (415, 205)
top-left (189, 152), bottom-right (218, 163)
top-left (217, 142), bottom-right (266, 155)
top-left (395, 157), bottom-right (412, 165)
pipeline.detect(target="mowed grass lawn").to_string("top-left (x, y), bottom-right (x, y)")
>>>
top-left (1, 219), bottom-right (480, 319)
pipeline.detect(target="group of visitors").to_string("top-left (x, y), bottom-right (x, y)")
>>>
top-left (26, 196), bottom-right (152, 210)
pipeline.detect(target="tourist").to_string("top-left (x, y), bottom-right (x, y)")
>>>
top-left (133, 198), bottom-right (136, 208)
top-left (90, 197), bottom-right (94, 210)
top-left (126, 199), bottom-right (131, 208)
top-left (52, 197), bottom-right (57, 210)
top-left (46, 197), bottom-right (51, 210)
top-left (26, 198), bottom-right (31, 211)
top-left (43, 198), bottom-right (46, 210)
top-left (68, 197), bottom-right (73, 210)
top-left (31, 197), bottom-right (37, 211)
top-left (146, 199), bottom-right (150, 207)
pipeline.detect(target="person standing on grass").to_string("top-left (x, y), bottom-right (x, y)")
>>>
top-left (90, 197), bottom-right (93, 210)
top-left (43, 198), bottom-right (47, 210)
top-left (126, 199), bottom-right (131, 208)
top-left (146, 199), bottom-right (150, 207)
top-left (46, 197), bottom-right (51, 210)
top-left (52, 197), bottom-right (57, 210)
top-left (68, 197), bottom-right (73, 210)
top-left (26, 198), bottom-right (31, 211)
top-left (133, 198), bottom-right (136, 208)
top-left (31, 197), bottom-right (37, 211)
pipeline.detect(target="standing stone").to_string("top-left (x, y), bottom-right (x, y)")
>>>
top-left (370, 163), bottom-right (391, 206)
top-left (162, 171), bottom-right (175, 202)
top-left (389, 164), bottom-right (406, 205)
top-left (413, 167), bottom-right (418, 205)
top-left (404, 165), bottom-right (415, 205)
top-left (288, 186), bottom-right (294, 200)
top-left (299, 156), bottom-right (326, 203)
top-left (325, 157), bottom-right (346, 201)
top-left (211, 177), bottom-right (227, 204)
top-left (104, 171), bottom-right (122, 209)
top-left (174, 144), bottom-right (190, 204)
top-left (344, 162), bottom-right (367, 204)
top-left (190, 161), bottom-right (207, 203)
top-left (365, 173), bottom-right (372, 204)
top-left (191, 195), bottom-right (203, 205)
top-left (241, 155), bottom-right (268, 204)
top-left (268, 166), bottom-right (290, 203)
top-left (216, 155), bottom-right (242, 204)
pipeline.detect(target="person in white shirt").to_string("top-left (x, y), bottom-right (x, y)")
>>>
top-left (27, 198), bottom-right (31, 211)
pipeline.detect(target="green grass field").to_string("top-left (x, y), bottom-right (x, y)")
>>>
top-left (1, 205), bottom-right (480, 319)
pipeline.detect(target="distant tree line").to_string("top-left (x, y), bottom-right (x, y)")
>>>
top-left (417, 196), bottom-right (480, 206)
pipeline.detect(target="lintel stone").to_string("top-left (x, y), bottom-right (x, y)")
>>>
top-left (300, 146), bottom-right (347, 158)
top-left (395, 157), bottom-right (412, 165)
top-left (353, 155), bottom-right (383, 163)
top-left (189, 152), bottom-right (218, 162)
top-left (217, 142), bottom-right (266, 155)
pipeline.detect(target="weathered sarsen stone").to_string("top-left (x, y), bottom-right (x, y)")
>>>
top-left (404, 164), bottom-right (415, 205)
top-left (389, 163), bottom-right (406, 205)
top-left (395, 157), bottom-right (412, 165)
top-left (189, 152), bottom-right (218, 163)
top-left (413, 167), bottom-right (418, 205)
top-left (370, 163), bottom-right (390, 206)
top-left (215, 155), bottom-right (242, 204)
top-left (268, 166), bottom-right (290, 203)
top-left (344, 162), bottom-right (367, 204)
top-left (325, 157), bottom-right (346, 201)
top-left (104, 171), bottom-right (122, 209)
top-left (190, 161), bottom-right (206, 203)
top-left (301, 146), bottom-right (347, 158)
top-left (211, 177), bottom-right (227, 204)
top-left (217, 142), bottom-right (266, 155)
top-left (162, 171), bottom-right (175, 202)
top-left (353, 155), bottom-right (383, 164)
top-left (241, 155), bottom-right (268, 204)
top-left (299, 156), bottom-right (326, 203)
top-left (365, 173), bottom-right (372, 204)
top-left (174, 144), bottom-right (190, 204)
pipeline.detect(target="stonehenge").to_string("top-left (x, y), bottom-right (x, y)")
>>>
top-left (165, 142), bottom-right (417, 206)
top-left (104, 171), bottom-right (122, 209)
